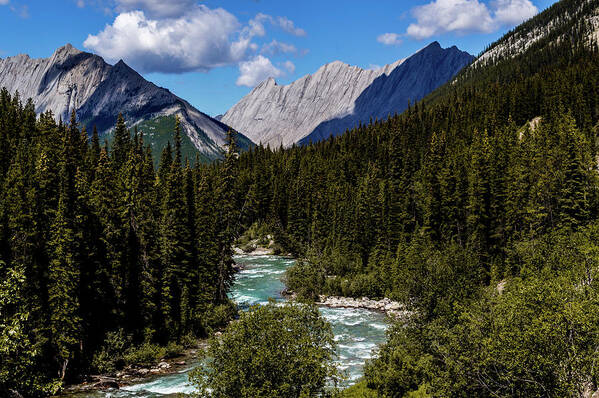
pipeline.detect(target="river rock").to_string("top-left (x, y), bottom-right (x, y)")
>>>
top-left (94, 378), bottom-right (119, 390)
top-left (158, 361), bottom-right (171, 369)
top-left (317, 295), bottom-right (408, 317)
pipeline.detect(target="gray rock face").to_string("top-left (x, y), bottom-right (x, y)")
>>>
top-left (221, 42), bottom-right (473, 147)
top-left (0, 44), bottom-right (249, 158)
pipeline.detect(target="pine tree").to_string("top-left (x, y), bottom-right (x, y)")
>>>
top-left (558, 114), bottom-right (594, 229)
top-left (158, 122), bottom-right (191, 340)
top-left (215, 131), bottom-right (238, 302)
top-left (467, 130), bottom-right (492, 265)
top-left (48, 182), bottom-right (80, 380)
top-left (112, 114), bottom-right (130, 168)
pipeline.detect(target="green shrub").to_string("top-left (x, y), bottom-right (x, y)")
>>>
top-left (284, 259), bottom-right (325, 300)
top-left (340, 380), bottom-right (378, 397)
top-left (270, 242), bottom-right (285, 255)
top-left (347, 273), bottom-right (382, 298)
top-left (323, 276), bottom-right (342, 296)
top-left (123, 342), bottom-right (166, 367)
top-left (91, 329), bottom-right (130, 373)
top-left (180, 333), bottom-right (199, 349)
top-left (190, 302), bottom-right (341, 397)
top-left (201, 301), bottom-right (237, 334)
top-left (164, 341), bottom-right (184, 359)
top-left (240, 242), bottom-right (256, 253)
top-left (236, 221), bottom-right (273, 247)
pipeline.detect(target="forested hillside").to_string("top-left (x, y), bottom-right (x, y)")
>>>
top-left (226, 0), bottom-right (599, 394)
top-left (4, 0), bottom-right (599, 396)
top-left (235, 37), bottom-right (599, 301)
top-left (0, 96), bottom-right (239, 395)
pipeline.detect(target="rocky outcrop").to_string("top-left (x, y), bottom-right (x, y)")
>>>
top-left (0, 44), bottom-right (252, 159)
top-left (317, 295), bottom-right (410, 318)
top-left (221, 42), bottom-right (473, 147)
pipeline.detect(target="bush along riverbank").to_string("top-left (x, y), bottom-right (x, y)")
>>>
top-left (237, 224), bottom-right (410, 319)
top-left (62, 345), bottom-right (202, 394)
top-left (58, 301), bottom-right (237, 395)
top-left (233, 221), bottom-right (289, 256)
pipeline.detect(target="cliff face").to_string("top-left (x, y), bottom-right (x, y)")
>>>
top-left (0, 44), bottom-right (110, 122)
top-left (221, 42), bottom-right (473, 147)
top-left (0, 44), bottom-right (251, 159)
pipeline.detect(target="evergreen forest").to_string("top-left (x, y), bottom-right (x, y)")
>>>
top-left (0, 105), bottom-right (241, 395)
top-left (4, 0), bottom-right (599, 396)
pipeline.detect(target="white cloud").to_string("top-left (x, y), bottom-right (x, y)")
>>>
top-left (115, 0), bottom-right (196, 18)
top-left (407, 0), bottom-right (494, 39)
top-left (261, 39), bottom-right (297, 55)
top-left (10, 3), bottom-right (28, 18)
top-left (492, 0), bottom-right (538, 25)
top-left (275, 16), bottom-right (306, 37)
top-left (84, 6), bottom-right (256, 73)
top-left (253, 13), bottom-right (306, 37)
top-left (84, 3), bottom-right (307, 83)
top-left (0, 0), bottom-right (9, 5)
top-left (377, 33), bottom-right (403, 46)
top-left (77, 0), bottom-right (85, 7)
top-left (283, 60), bottom-right (295, 73)
top-left (236, 55), bottom-right (283, 87)
top-left (405, 0), bottom-right (537, 39)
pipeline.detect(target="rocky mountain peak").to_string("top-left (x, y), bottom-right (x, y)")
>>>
top-left (53, 43), bottom-right (81, 57)
top-left (0, 44), bottom-right (252, 160)
top-left (221, 42), bottom-right (473, 148)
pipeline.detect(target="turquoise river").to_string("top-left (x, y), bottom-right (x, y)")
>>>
top-left (69, 255), bottom-right (389, 397)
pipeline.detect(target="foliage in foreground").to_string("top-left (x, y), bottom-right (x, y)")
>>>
top-left (190, 302), bottom-right (341, 398)
top-left (365, 225), bottom-right (599, 397)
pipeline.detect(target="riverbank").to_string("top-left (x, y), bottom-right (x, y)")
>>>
top-left (233, 245), bottom-right (275, 255)
top-left (233, 242), bottom-right (294, 257)
top-left (59, 345), bottom-right (206, 395)
top-left (317, 295), bottom-right (410, 318)
top-left (64, 255), bottom-right (392, 396)
top-left (61, 252), bottom-right (270, 395)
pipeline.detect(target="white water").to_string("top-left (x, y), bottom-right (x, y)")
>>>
top-left (68, 255), bottom-right (389, 397)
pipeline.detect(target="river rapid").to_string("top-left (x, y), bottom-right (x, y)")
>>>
top-left (68, 255), bottom-right (389, 397)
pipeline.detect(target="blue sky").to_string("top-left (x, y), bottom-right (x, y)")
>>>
top-left (0, 0), bottom-right (559, 116)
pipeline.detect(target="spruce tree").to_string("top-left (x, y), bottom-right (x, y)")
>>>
top-left (112, 113), bottom-right (130, 168)
top-left (215, 131), bottom-right (238, 302)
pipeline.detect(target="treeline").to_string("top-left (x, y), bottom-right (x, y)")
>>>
top-left (0, 92), bottom-right (239, 396)
top-left (235, 45), bottom-right (599, 300)
top-left (226, 7), bottom-right (599, 395)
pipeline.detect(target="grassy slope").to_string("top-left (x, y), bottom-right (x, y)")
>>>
top-left (136, 115), bottom-right (213, 166)
top-left (101, 115), bottom-right (255, 166)
top-left (102, 115), bottom-right (213, 166)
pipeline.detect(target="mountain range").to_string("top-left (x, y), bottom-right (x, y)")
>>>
top-left (0, 44), bottom-right (252, 162)
top-left (221, 42), bottom-right (473, 148)
top-left (0, 42), bottom-right (473, 158)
